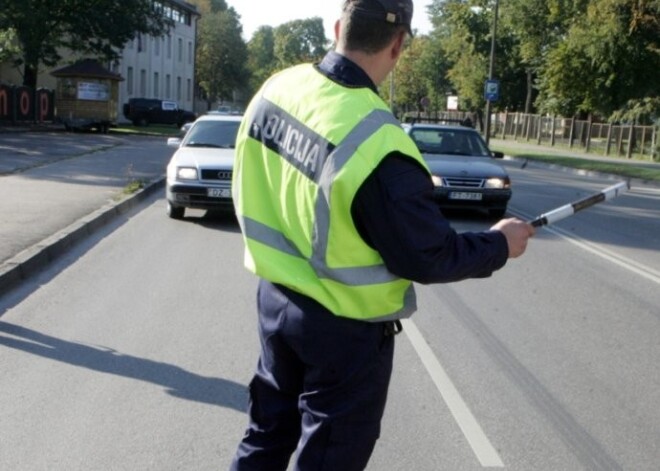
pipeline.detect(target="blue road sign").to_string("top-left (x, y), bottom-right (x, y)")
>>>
top-left (484, 79), bottom-right (500, 102)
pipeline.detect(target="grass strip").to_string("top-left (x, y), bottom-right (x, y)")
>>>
top-left (493, 146), bottom-right (660, 183)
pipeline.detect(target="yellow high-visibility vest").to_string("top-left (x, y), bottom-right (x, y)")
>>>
top-left (233, 64), bottom-right (429, 321)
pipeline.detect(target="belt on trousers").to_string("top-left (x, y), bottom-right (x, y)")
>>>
top-left (383, 320), bottom-right (403, 336)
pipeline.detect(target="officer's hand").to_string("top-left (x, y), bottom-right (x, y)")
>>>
top-left (491, 218), bottom-right (535, 259)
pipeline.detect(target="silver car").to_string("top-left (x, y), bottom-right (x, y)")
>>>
top-left (404, 123), bottom-right (511, 219)
top-left (165, 114), bottom-right (242, 219)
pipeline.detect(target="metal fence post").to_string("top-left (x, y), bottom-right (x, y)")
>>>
top-left (605, 123), bottom-right (613, 156)
top-left (550, 115), bottom-right (556, 146)
top-left (626, 123), bottom-right (634, 159)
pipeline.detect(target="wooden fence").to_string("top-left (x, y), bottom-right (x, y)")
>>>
top-left (403, 110), bottom-right (659, 161)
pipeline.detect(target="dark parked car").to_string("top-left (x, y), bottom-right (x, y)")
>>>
top-left (404, 123), bottom-right (512, 218)
top-left (122, 98), bottom-right (196, 127)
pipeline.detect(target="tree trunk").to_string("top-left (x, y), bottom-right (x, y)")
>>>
top-left (22, 61), bottom-right (39, 90)
top-left (524, 69), bottom-right (533, 114)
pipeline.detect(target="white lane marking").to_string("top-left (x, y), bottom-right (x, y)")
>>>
top-left (509, 208), bottom-right (660, 286)
top-left (402, 318), bottom-right (505, 468)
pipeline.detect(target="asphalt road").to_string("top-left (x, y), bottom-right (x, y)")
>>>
top-left (0, 160), bottom-right (658, 470)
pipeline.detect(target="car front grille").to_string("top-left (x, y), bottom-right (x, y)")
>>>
top-left (443, 177), bottom-right (484, 188)
top-left (201, 169), bottom-right (233, 181)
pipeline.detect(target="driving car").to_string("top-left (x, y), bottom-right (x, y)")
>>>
top-left (165, 114), bottom-right (242, 219)
top-left (403, 123), bottom-right (512, 218)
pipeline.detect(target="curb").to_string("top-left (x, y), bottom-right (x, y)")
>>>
top-left (0, 177), bottom-right (165, 297)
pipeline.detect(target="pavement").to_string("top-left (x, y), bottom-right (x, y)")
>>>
top-left (0, 126), bottom-right (175, 295)
top-left (0, 126), bottom-right (658, 296)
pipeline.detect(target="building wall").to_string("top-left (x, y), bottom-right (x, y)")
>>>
top-left (116, 2), bottom-right (199, 122)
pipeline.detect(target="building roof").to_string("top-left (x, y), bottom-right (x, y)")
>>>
top-left (51, 59), bottom-right (123, 81)
top-left (169, 0), bottom-right (200, 15)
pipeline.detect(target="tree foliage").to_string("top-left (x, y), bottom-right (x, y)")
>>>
top-left (538, 0), bottom-right (660, 120)
top-left (419, 0), bottom-right (659, 122)
top-left (273, 18), bottom-right (328, 70)
top-left (247, 26), bottom-right (277, 95)
top-left (0, 0), bottom-right (172, 89)
top-left (243, 19), bottom-right (328, 99)
top-left (196, 8), bottom-right (248, 107)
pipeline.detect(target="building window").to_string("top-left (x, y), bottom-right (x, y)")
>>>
top-left (154, 72), bottom-right (160, 98)
top-left (140, 69), bottom-right (147, 96)
top-left (188, 41), bottom-right (193, 65)
top-left (154, 36), bottom-right (160, 56)
top-left (127, 67), bottom-right (134, 95)
top-left (176, 76), bottom-right (182, 101)
top-left (137, 33), bottom-right (144, 52)
top-left (165, 74), bottom-right (171, 99)
top-left (187, 78), bottom-right (192, 101)
top-left (178, 38), bottom-right (183, 62)
top-left (167, 35), bottom-right (172, 59)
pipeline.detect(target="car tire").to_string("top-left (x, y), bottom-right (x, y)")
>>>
top-left (489, 208), bottom-right (507, 219)
top-left (167, 201), bottom-right (185, 219)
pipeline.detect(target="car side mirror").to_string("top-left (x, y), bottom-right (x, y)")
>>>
top-left (492, 151), bottom-right (504, 159)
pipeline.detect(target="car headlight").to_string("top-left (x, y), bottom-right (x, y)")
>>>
top-left (177, 167), bottom-right (198, 180)
top-left (484, 177), bottom-right (510, 189)
top-left (431, 175), bottom-right (444, 187)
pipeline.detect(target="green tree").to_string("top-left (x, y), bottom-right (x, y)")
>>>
top-left (538, 0), bottom-right (660, 119)
top-left (273, 18), bottom-right (328, 69)
top-left (186, 0), bottom-right (228, 15)
top-left (247, 26), bottom-right (277, 96)
top-left (196, 8), bottom-right (248, 108)
top-left (0, 0), bottom-right (172, 89)
top-left (0, 28), bottom-right (20, 65)
top-left (431, 0), bottom-right (492, 114)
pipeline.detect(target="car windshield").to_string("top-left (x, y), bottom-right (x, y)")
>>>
top-left (410, 128), bottom-right (491, 157)
top-left (183, 120), bottom-right (240, 148)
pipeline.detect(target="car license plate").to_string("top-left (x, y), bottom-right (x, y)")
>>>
top-left (449, 192), bottom-right (482, 201)
top-left (207, 188), bottom-right (231, 198)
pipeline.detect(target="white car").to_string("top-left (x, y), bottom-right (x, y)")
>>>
top-left (165, 114), bottom-right (242, 219)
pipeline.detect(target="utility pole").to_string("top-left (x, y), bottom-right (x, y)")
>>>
top-left (484, 0), bottom-right (499, 145)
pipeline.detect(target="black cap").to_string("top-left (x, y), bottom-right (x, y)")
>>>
top-left (350, 0), bottom-right (414, 35)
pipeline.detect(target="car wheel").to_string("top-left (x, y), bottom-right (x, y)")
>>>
top-left (167, 201), bottom-right (185, 219)
top-left (489, 208), bottom-right (507, 219)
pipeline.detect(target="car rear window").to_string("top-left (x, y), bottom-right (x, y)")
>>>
top-left (184, 121), bottom-right (240, 148)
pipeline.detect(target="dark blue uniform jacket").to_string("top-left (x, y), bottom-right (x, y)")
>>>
top-left (318, 51), bottom-right (508, 284)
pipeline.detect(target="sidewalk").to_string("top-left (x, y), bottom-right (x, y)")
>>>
top-left (0, 130), bottom-right (173, 295)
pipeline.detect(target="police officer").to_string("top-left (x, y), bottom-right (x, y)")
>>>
top-left (230, 0), bottom-right (534, 469)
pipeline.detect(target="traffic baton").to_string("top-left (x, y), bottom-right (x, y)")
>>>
top-left (528, 181), bottom-right (630, 227)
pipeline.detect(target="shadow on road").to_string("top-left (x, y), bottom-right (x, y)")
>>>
top-left (0, 321), bottom-right (248, 412)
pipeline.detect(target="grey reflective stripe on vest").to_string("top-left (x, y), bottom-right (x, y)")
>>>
top-left (239, 98), bottom-right (403, 288)
top-left (310, 108), bottom-right (402, 284)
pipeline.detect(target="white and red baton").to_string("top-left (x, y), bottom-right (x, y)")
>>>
top-left (529, 181), bottom-right (630, 227)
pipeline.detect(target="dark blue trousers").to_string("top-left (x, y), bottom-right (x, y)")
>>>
top-left (230, 280), bottom-right (395, 471)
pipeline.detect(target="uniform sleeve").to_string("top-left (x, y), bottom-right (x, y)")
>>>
top-left (351, 153), bottom-right (509, 284)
